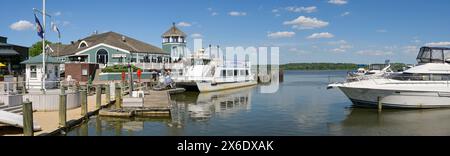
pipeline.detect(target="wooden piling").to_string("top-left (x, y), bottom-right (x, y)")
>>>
top-left (96, 85), bottom-right (102, 109)
top-left (105, 84), bottom-right (111, 104)
top-left (377, 96), bottom-right (383, 112)
top-left (22, 99), bottom-right (33, 136)
top-left (59, 87), bottom-right (67, 128)
top-left (115, 83), bottom-right (122, 109)
top-left (81, 87), bottom-right (87, 116)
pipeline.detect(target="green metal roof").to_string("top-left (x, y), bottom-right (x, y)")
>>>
top-left (21, 53), bottom-right (62, 64)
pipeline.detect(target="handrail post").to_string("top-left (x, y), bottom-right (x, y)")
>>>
top-left (59, 86), bottom-right (67, 127)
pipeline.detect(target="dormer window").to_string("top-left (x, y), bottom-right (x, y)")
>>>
top-left (78, 41), bottom-right (89, 48)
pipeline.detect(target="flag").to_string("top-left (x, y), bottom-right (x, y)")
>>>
top-left (34, 14), bottom-right (44, 39)
top-left (51, 22), bottom-right (61, 39)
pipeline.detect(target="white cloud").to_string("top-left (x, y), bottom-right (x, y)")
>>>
top-left (211, 12), bottom-right (218, 16)
top-left (328, 40), bottom-right (352, 53)
top-left (328, 40), bottom-right (348, 45)
top-left (10, 20), bottom-right (34, 31)
top-left (286, 6), bottom-right (317, 13)
top-left (62, 21), bottom-right (70, 26)
top-left (272, 9), bottom-right (279, 13)
top-left (229, 11), bottom-right (247, 16)
top-left (177, 22), bottom-right (192, 27)
top-left (191, 33), bottom-right (203, 38)
top-left (54, 11), bottom-right (62, 16)
top-left (207, 8), bottom-right (213, 11)
top-left (283, 16), bottom-right (329, 30)
top-left (328, 0), bottom-right (348, 5)
top-left (376, 29), bottom-right (388, 33)
top-left (307, 32), bottom-right (334, 39)
top-left (425, 42), bottom-right (450, 47)
top-left (268, 31), bottom-right (296, 38)
top-left (341, 12), bottom-right (350, 16)
top-left (356, 50), bottom-right (394, 56)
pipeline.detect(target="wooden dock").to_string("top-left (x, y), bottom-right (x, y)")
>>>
top-left (99, 88), bottom-right (185, 118)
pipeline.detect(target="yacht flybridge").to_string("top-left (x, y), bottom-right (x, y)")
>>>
top-left (329, 47), bottom-right (450, 108)
top-left (172, 49), bottom-right (257, 92)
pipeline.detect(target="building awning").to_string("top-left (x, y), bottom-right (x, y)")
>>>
top-left (0, 49), bottom-right (20, 56)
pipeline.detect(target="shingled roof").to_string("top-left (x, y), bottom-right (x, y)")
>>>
top-left (161, 23), bottom-right (187, 38)
top-left (49, 31), bottom-right (166, 57)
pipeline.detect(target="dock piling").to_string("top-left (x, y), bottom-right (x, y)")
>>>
top-left (115, 83), bottom-right (122, 109)
top-left (22, 99), bottom-right (33, 136)
top-left (59, 86), bottom-right (67, 128)
top-left (81, 86), bottom-right (87, 116)
top-left (105, 83), bottom-right (111, 104)
top-left (377, 96), bottom-right (383, 112)
top-left (96, 85), bottom-right (102, 109)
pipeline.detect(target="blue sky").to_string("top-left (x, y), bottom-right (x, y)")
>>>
top-left (1, 0), bottom-right (450, 64)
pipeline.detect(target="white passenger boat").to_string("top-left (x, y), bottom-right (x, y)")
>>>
top-left (329, 47), bottom-right (450, 108)
top-left (172, 49), bottom-right (257, 92)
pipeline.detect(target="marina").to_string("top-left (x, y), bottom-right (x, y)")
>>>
top-left (1, 0), bottom-right (450, 138)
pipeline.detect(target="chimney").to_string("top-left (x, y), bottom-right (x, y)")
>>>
top-left (71, 41), bottom-right (75, 44)
top-left (122, 36), bottom-right (126, 42)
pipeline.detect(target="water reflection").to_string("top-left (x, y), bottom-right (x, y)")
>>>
top-left (169, 86), bottom-right (254, 127)
top-left (328, 108), bottom-right (450, 136)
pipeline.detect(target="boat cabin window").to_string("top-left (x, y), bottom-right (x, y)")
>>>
top-left (417, 47), bottom-right (450, 64)
top-left (221, 70), bottom-right (226, 77)
top-left (191, 59), bottom-right (211, 65)
top-left (227, 70), bottom-right (233, 77)
top-left (392, 73), bottom-right (450, 81)
top-left (240, 70), bottom-right (246, 76)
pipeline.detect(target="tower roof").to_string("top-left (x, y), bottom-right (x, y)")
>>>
top-left (162, 23), bottom-right (187, 38)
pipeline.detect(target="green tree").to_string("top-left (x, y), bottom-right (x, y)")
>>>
top-left (29, 40), bottom-right (52, 57)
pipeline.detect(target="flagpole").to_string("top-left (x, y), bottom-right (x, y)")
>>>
top-left (41, 0), bottom-right (46, 92)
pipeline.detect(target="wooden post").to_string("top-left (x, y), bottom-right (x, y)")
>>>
top-left (105, 83), bottom-right (111, 104)
top-left (59, 86), bottom-right (67, 128)
top-left (378, 96), bottom-right (383, 112)
top-left (96, 85), bottom-right (102, 109)
top-left (22, 99), bottom-right (33, 136)
top-left (115, 83), bottom-right (122, 109)
top-left (81, 86), bottom-right (87, 116)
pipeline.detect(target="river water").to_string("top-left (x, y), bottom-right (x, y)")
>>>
top-left (66, 70), bottom-right (450, 136)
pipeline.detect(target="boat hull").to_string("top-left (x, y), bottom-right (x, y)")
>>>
top-left (196, 81), bottom-right (258, 92)
top-left (338, 86), bottom-right (450, 108)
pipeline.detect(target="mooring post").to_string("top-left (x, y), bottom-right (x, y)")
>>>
top-left (377, 96), bottom-right (383, 112)
top-left (96, 85), bottom-right (102, 109)
top-left (105, 83), bottom-right (111, 104)
top-left (22, 99), bottom-right (33, 136)
top-left (59, 86), bottom-right (67, 128)
top-left (115, 83), bottom-right (122, 109)
top-left (81, 86), bottom-right (87, 116)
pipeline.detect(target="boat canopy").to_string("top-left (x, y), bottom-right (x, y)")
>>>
top-left (416, 47), bottom-right (450, 64)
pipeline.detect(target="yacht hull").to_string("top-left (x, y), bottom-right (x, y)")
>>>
top-left (197, 81), bottom-right (258, 92)
top-left (339, 87), bottom-right (450, 108)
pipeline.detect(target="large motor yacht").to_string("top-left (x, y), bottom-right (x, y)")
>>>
top-left (329, 47), bottom-right (450, 108)
top-left (172, 49), bottom-right (257, 92)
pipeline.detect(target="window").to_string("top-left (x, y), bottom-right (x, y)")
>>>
top-left (234, 70), bottom-right (238, 76)
top-left (54, 66), bottom-right (58, 77)
top-left (30, 65), bottom-right (37, 78)
top-left (240, 70), bottom-right (246, 76)
top-left (82, 69), bottom-right (88, 76)
top-left (246, 70), bottom-right (249, 76)
top-left (227, 70), bottom-right (233, 77)
top-left (221, 70), bottom-right (226, 77)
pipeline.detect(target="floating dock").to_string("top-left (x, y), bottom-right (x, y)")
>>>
top-left (99, 88), bottom-right (185, 118)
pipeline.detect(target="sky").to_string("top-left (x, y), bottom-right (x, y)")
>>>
top-left (1, 0), bottom-right (450, 64)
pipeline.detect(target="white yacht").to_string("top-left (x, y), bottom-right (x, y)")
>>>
top-left (329, 47), bottom-right (450, 108)
top-left (172, 49), bottom-right (257, 92)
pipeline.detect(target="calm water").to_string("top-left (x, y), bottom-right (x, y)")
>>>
top-left (66, 70), bottom-right (450, 136)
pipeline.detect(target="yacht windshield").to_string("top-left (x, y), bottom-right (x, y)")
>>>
top-left (392, 73), bottom-right (450, 81)
top-left (417, 47), bottom-right (450, 64)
